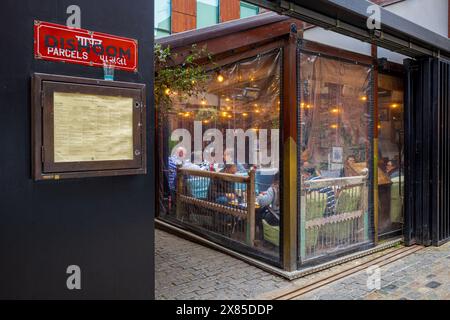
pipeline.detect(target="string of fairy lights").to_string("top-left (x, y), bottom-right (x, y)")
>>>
top-left (165, 69), bottom-right (281, 130)
top-left (300, 94), bottom-right (401, 131)
top-left (164, 54), bottom-right (404, 133)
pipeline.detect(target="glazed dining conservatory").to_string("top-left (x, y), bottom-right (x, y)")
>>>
top-left (156, 14), bottom-right (406, 271)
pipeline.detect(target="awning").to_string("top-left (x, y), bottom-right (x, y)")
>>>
top-left (245, 0), bottom-right (450, 59)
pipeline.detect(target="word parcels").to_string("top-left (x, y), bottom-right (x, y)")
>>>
top-left (34, 21), bottom-right (138, 72)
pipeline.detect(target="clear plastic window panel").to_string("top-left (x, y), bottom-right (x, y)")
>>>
top-left (377, 73), bottom-right (404, 236)
top-left (299, 52), bottom-right (373, 261)
top-left (158, 49), bottom-right (282, 259)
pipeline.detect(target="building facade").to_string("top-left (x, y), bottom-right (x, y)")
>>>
top-left (155, 0), bottom-right (450, 39)
top-left (155, 0), bottom-right (261, 38)
top-left (156, 0), bottom-right (450, 273)
top-left (0, 0), bottom-right (155, 299)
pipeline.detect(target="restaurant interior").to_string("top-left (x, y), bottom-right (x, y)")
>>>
top-left (156, 16), bottom-right (405, 269)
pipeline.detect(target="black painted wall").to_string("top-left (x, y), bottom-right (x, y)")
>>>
top-left (0, 0), bottom-right (154, 299)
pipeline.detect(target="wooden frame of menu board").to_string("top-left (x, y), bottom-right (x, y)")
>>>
top-left (32, 73), bottom-right (147, 181)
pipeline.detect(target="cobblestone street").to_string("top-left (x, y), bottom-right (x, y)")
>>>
top-left (155, 229), bottom-right (290, 300)
top-left (295, 242), bottom-right (450, 300)
top-left (156, 229), bottom-right (450, 300)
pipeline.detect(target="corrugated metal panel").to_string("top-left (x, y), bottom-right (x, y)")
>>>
top-left (435, 59), bottom-right (450, 244)
top-left (405, 57), bottom-right (450, 246)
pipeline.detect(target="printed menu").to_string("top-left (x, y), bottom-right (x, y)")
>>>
top-left (53, 92), bottom-right (134, 162)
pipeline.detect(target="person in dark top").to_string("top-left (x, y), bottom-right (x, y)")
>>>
top-left (386, 160), bottom-right (400, 179)
top-left (256, 173), bottom-right (280, 241)
top-left (304, 166), bottom-right (336, 217)
top-left (341, 155), bottom-right (356, 177)
top-left (257, 172), bottom-right (280, 215)
top-left (209, 163), bottom-right (238, 205)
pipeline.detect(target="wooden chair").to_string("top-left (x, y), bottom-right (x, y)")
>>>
top-left (175, 167), bottom-right (256, 247)
top-left (300, 175), bottom-right (369, 258)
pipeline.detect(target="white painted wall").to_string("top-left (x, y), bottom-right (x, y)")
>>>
top-left (384, 0), bottom-right (448, 37)
top-left (303, 27), bottom-right (372, 56)
top-left (303, 0), bottom-right (448, 63)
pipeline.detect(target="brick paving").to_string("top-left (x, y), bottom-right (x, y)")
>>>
top-left (156, 229), bottom-right (450, 300)
top-left (155, 229), bottom-right (290, 300)
top-left (295, 242), bottom-right (450, 300)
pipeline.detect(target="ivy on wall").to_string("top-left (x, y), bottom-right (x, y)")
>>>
top-left (154, 43), bottom-right (213, 112)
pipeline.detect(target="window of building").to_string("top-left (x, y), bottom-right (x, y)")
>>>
top-left (155, 0), bottom-right (171, 38)
top-left (299, 52), bottom-right (373, 261)
top-left (377, 73), bottom-right (404, 237)
top-left (158, 50), bottom-right (282, 260)
top-left (240, 1), bottom-right (259, 19)
top-left (197, 0), bottom-right (219, 29)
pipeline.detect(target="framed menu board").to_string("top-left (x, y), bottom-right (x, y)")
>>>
top-left (32, 73), bottom-right (146, 180)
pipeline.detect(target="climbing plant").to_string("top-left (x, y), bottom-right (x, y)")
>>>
top-left (154, 43), bottom-right (213, 112)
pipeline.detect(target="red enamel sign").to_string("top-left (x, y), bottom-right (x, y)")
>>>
top-left (34, 21), bottom-right (138, 72)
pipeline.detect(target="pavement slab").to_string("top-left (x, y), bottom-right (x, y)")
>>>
top-left (156, 229), bottom-right (450, 300)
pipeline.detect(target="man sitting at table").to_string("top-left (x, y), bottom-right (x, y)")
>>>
top-left (168, 146), bottom-right (187, 193)
top-left (209, 163), bottom-right (238, 205)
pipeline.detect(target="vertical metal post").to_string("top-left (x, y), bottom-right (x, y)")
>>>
top-left (404, 58), bottom-right (416, 245)
top-left (176, 166), bottom-right (183, 220)
top-left (431, 59), bottom-right (441, 245)
top-left (247, 168), bottom-right (256, 247)
top-left (371, 44), bottom-right (379, 245)
top-left (281, 24), bottom-right (298, 271)
top-left (422, 58), bottom-right (432, 246)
